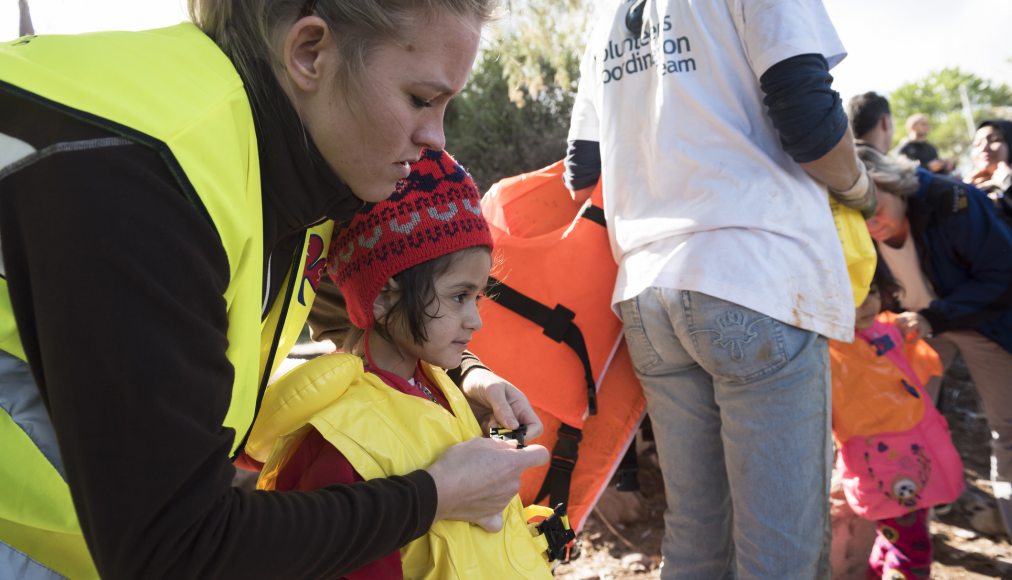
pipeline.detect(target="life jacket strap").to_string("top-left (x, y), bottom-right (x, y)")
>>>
top-left (485, 277), bottom-right (598, 415)
top-left (615, 443), bottom-right (640, 492)
top-left (578, 203), bottom-right (607, 227)
top-left (535, 423), bottom-right (583, 508)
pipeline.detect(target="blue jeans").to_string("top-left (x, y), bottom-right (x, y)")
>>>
top-left (618, 289), bottom-right (831, 579)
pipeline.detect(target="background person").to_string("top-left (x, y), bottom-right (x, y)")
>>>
top-left (847, 90), bottom-right (895, 154)
top-left (895, 113), bottom-right (954, 174)
top-left (966, 119), bottom-right (1012, 223)
top-left (564, 0), bottom-right (876, 576)
top-left (0, 1), bottom-right (551, 578)
top-left (859, 145), bottom-right (1012, 540)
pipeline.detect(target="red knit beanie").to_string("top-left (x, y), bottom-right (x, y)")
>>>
top-left (328, 148), bottom-right (493, 328)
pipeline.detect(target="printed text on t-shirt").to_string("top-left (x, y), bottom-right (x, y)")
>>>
top-left (600, 15), bottom-right (696, 84)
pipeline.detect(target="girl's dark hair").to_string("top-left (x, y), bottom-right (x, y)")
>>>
top-left (870, 253), bottom-right (903, 313)
top-left (373, 247), bottom-right (489, 346)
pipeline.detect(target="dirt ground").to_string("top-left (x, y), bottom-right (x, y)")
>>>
top-left (552, 357), bottom-right (1012, 579)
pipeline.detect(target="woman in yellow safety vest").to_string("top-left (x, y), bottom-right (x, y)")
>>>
top-left (0, 1), bottom-right (546, 578)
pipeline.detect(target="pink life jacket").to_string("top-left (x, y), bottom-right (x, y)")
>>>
top-left (830, 313), bottom-right (964, 520)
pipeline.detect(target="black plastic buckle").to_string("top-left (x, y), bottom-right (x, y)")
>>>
top-left (489, 425), bottom-right (527, 448)
top-left (536, 503), bottom-right (577, 562)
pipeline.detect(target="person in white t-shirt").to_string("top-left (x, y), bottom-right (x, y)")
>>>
top-left (563, 1), bottom-right (876, 577)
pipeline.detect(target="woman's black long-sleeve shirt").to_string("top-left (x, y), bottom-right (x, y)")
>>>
top-left (0, 64), bottom-right (436, 579)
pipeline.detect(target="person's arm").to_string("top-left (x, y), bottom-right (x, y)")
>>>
top-left (564, 139), bottom-right (601, 204)
top-left (306, 274), bottom-right (353, 346)
top-left (0, 143), bottom-right (437, 579)
top-left (564, 31), bottom-right (603, 204)
top-left (801, 125), bottom-right (877, 217)
top-left (917, 184), bottom-right (1012, 334)
top-left (758, 53), bottom-right (877, 217)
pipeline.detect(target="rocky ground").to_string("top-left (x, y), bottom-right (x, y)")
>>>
top-left (552, 357), bottom-right (1012, 579)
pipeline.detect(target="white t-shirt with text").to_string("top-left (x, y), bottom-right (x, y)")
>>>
top-left (569, 0), bottom-right (854, 341)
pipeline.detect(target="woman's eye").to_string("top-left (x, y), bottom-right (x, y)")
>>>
top-left (411, 95), bottom-right (433, 109)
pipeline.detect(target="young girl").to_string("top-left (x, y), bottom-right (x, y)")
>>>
top-left (830, 261), bottom-right (964, 579)
top-left (245, 149), bottom-right (556, 579)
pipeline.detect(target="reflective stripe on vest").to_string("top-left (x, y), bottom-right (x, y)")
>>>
top-left (252, 354), bottom-right (553, 579)
top-left (0, 24), bottom-right (331, 578)
top-left (0, 540), bottom-right (67, 580)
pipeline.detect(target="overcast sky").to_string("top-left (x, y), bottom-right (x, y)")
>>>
top-left (823, 0), bottom-right (1012, 102)
top-left (3, 0), bottom-right (1009, 103)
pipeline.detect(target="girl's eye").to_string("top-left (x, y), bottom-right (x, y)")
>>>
top-left (411, 95), bottom-right (434, 109)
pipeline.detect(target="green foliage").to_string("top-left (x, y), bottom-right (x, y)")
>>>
top-left (444, 50), bottom-right (576, 191)
top-left (888, 68), bottom-right (1012, 161)
top-left (443, 0), bottom-right (592, 191)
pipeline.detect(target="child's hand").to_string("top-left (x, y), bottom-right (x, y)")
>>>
top-left (895, 311), bottom-right (933, 341)
top-left (461, 367), bottom-right (544, 440)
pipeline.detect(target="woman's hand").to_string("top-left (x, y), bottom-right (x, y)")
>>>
top-left (426, 437), bottom-right (549, 531)
top-left (895, 311), bottom-right (933, 341)
top-left (990, 161), bottom-right (1012, 189)
top-left (460, 367), bottom-right (544, 440)
top-left (967, 164), bottom-right (996, 187)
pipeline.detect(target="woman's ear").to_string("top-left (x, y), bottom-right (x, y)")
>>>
top-left (279, 15), bottom-right (338, 93)
top-left (373, 279), bottom-right (402, 322)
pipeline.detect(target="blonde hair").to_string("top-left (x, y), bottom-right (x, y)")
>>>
top-left (856, 145), bottom-right (921, 197)
top-left (189, 0), bottom-right (499, 108)
top-left (905, 113), bottom-right (928, 132)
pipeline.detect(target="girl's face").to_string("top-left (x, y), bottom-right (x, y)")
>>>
top-left (855, 285), bottom-right (881, 331)
top-left (972, 125), bottom-right (1009, 170)
top-left (292, 10), bottom-right (481, 202)
top-left (865, 190), bottom-right (909, 243)
top-left (391, 249), bottom-right (491, 371)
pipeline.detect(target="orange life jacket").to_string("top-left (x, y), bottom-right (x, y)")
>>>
top-left (469, 161), bottom-right (646, 533)
top-left (830, 311), bottom-right (943, 442)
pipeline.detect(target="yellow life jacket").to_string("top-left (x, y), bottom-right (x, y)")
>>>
top-left (251, 354), bottom-right (553, 579)
top-left (469, 161), bottom-right (646, 532)
top-left (0, 25), bottom-right (331, 578)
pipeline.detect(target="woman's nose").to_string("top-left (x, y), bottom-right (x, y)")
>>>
top-left (413, 113), bottom-right (446, 152)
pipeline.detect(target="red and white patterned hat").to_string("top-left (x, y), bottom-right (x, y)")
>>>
top-left (328, 148), bottom-right (492, 328)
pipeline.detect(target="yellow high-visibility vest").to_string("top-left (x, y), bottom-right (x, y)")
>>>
top-left (0, 24), bottom-right (331, 578)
